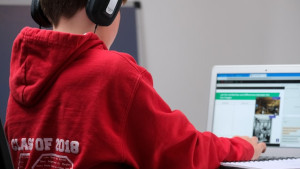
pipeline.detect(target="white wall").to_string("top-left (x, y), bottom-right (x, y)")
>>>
top-left (2, 0), bottom-right (300, 131)
top-left (138, 0), bottom-right (300, 131)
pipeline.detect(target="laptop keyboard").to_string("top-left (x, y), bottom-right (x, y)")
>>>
top-left (256, 156), bottom-right (298, 161)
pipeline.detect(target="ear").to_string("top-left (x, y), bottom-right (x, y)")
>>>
top-left (86, 0), bottom-right (122, 26)
top-left (31, 0), bottom-right (52, 27)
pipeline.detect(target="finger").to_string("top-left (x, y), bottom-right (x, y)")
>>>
top-left (251, 136), bottom-right (258, 143)
top-left (259, 142), bottom-right (267, 153)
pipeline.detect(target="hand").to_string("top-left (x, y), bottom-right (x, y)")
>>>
top-left (239, 136), bottom-right (267, 160)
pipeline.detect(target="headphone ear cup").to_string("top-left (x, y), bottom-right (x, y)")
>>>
top-left (86, 0), bottom-right (122, 26)
top-left (31, 0), bottom-right (52, 27)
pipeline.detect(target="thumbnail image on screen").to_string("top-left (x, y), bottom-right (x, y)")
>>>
top-left (253, 97), bottom-right (280, 143)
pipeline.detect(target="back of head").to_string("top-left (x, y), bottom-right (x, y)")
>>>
top-left (37, 0), bottom-right (127, 27)
top-left (40, 0), bottom-right (87, 27)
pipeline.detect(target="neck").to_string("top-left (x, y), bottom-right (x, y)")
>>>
top-left (53, 8), bottom-right (95, 35)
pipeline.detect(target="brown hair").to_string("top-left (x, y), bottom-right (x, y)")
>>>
top-left (40, 0), bottom-right (127, 26)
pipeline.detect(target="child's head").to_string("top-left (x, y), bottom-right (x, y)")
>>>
top-left (40, 0), bottom-right (88, 27)
top-left (37, 0), bottom-right (127, 48)
top-left (39, 0), bottom-right (127, 27)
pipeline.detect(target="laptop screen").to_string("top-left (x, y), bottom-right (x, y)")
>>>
top-left (207, 65), bottom-right (300, 151)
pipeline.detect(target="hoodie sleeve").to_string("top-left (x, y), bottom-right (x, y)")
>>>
top-left (122, 71), bottom-right (254, 169)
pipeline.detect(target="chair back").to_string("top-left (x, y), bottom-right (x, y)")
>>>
top-left (0, 118), bottom-right (14, 169)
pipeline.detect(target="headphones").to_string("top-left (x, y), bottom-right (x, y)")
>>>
top-left (31, 0), bottom-right (122, 28)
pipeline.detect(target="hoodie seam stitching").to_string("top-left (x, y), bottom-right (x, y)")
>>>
top-left (22, 32), bottom-right (29, 104)
top-left (120, 70), bottom-right (147, 164)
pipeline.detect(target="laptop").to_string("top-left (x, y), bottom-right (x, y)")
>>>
top-left (207, 65), bottom-right (300, 158)
top-left (0, 118), bottom-right (14, 169)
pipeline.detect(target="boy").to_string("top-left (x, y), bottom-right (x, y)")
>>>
top-left (5, 0), bottom-right (266, 168)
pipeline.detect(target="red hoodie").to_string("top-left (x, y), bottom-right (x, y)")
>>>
top-left (5, 27), bottom-right (253, 169)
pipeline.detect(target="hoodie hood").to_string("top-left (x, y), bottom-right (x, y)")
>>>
top-left (10, 27), bottom-right (107, 107)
